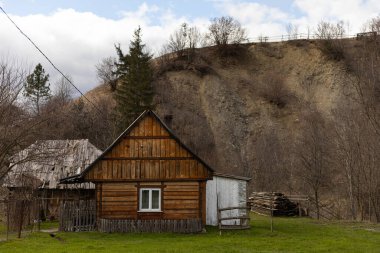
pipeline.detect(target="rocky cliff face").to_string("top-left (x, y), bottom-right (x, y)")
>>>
top-left (152, 41), bottom-right (349, 177)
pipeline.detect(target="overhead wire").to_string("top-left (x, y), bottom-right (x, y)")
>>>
top-left (0, 6), bottom-right (104, 116)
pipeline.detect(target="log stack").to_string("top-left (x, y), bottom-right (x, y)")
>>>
top-left (249, 192), bottom-right (299, 216)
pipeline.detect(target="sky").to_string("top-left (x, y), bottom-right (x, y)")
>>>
top-left (0, 0), bottom-right (379, 93)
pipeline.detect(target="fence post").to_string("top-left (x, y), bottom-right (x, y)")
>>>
top-left (6, 200), bottom-right (9, 241)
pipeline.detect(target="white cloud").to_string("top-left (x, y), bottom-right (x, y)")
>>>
top-left (2, 1), bottom-right (379, 94)
top-left (216, 0), bottom-right (380, 38)
top-left (0, 4), bottom-right (200, 93)
top-left (215, 1), bottom-right (290, 38)
top-left (293, 0), bottom-right (380, 34)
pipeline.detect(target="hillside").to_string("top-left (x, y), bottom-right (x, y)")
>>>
top-left (156, 41), bottom-right (348, 172)
top-left (89, 40), bottom-right (348, 176)
top-left (85, 39), bottom-right (380, 220)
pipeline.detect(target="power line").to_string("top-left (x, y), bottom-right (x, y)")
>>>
top-left (0, 6), bottom-right (104, 115)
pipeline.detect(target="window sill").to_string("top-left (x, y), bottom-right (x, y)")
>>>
top-left (138, 210), bottom-right (162, 213)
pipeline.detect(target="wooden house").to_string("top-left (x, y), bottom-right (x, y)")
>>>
top-left (3, 139), bottom-right (101, 219)
top-left (61, 110), bottom-right (214, 232)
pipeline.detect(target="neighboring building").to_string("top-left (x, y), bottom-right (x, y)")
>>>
top-left (61, 110), bottom-right (214, 232)
top-left (3, 139), bottom-right (102, 219)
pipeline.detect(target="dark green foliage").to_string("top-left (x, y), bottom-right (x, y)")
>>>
top-left (114, 27), bottom-right (154, 132)
top-left (23, 63), bottom-right (51, 115)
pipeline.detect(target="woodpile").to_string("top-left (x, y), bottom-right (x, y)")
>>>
top-left (249, 192), bottom-right (299, 216)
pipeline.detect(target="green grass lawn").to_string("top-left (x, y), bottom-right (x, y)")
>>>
top-left (0, 214), bottom-right (379, 253)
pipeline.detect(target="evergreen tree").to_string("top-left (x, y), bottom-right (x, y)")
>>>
top-left (24, 63), bottom-right (51, 115)
top-left (114, 27), bottom-right (154, 131)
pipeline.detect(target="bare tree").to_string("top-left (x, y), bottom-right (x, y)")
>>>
top-left (96, 57), bottom-right (117, 91)
top-left (168, 23), bottom-right (188, 58)
top-left (315, 20), bottom-right (345, 39)
top-left (362, 16), bottom-right (380, 33)
top-left (0, 59), bottom-right (66, 181)
top-left (346, 38), bottom-right (380, 136)
top-left (187, 26), bottom-right (201, 50)
top-left (341, 25), bottom-right (380, 221)
top-left (286, 23), bottom-right (299, 40)
top-left (333, 106), bottom-right (363, 220)
top-left (314, 21), bottom-right (346, 60)
top-left (0, 60), bottom-right (30, 178)
top-left (253, 127), bottom-right (288, 192)
top-left (53, 75), bottom-right (74, 107)
top-left (167, 23), bottom-right (201, 59)
top-left (208, 16), bottom-right (248, 47)
top-left (296, 110), bottom-right (332, 219)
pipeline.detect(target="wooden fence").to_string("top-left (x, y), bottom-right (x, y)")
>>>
top-left (217, 206), bottom-right (251, 232)
top-left (98, 218), bottom-right (202, 233)
top-left (59, 200), bottom-right (96, 232)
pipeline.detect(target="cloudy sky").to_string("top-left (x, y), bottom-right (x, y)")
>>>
top-left (1, 0), bottom-right (379, 93)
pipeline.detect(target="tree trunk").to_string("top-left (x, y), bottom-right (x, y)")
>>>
top-left (314, 190), bottom-right (320, 220)
top-left (17, 200), bottom-right (25, 238)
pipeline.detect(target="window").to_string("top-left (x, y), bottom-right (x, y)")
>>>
top-left (139, 188), bottom-right (161, 211)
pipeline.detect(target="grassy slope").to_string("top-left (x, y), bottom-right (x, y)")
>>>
top-left (0, 214), bottom-right (379, 253)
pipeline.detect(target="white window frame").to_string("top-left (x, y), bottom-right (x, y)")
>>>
top-left (139, 188), bottom-right (161, 212)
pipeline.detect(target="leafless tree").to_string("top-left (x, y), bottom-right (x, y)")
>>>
top-left (66, 97), bottom-right (116, 150)
top-left (6, 169), bottom-right (40, 238)
top-left (208, 16), bottom-right (248, 47)
top-left (168, 23), bottom-right (188, 58)
top-left (167, 23), bottom-right (201, 59)
top-left (0, 59), bottom-right (72, 181)
top-left (253, 127), bottom-right (288, 192)
top-left (362, 16), bottom-right (380, 33)
top-left (346, 40), bottom-right (380, 136)
top-left (286, 23), bottom-right (299, 40)
top-left (53, 75), bottom-right (74, 107)
top-left (340, 25), bottom-right (380, 221)
top-left (96, 57), bottom-right (117, 91)
top-left (333, 106), bottom-right (363, 220)
top-left (314, 21), bottom-right (346, 60)
top-left (315, 20), bottom-right (345, 39)
top-left (296, 109), bottom-right (332, 219)
top-left (0, 60), bottom-right (30, 179)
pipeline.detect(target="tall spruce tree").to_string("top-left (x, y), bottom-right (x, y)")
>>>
top-left (24, 63), bottom-right (51, 115)
top-left (114, 27), bottom-right (154, 131)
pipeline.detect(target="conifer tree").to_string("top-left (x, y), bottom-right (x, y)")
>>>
top-left (24, 63), bottom-right (51, 115)
top-left (114, 27), bottom-right (154, 131)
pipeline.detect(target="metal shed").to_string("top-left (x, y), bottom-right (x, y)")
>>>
top-left (206, 172), bottom-right (250, 226)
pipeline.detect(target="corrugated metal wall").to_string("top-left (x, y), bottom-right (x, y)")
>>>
top-left (206, 176), bottom-right (247, 226)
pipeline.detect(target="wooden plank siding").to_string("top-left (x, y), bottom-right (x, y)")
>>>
top-left (84, 115), bottom-right (211, 182)
top-left (97, 181), bottom-right (206, 221)
top-left (99, 183), bottom-right (138, 219)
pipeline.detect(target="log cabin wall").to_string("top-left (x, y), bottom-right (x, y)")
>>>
top-left (95, 181), bottom-right (207, 223)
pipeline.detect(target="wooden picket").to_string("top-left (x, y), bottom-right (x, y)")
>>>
top-left (98, 218), bottom-right (202, 233)
top-left (59, 200), bottom-right (96, 232)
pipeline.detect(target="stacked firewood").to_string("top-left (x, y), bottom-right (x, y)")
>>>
top-left (249, 192), bottom-right (299, 216)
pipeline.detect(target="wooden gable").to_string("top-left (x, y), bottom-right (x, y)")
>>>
top-left (83, 111), bottom-right (213, 182)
